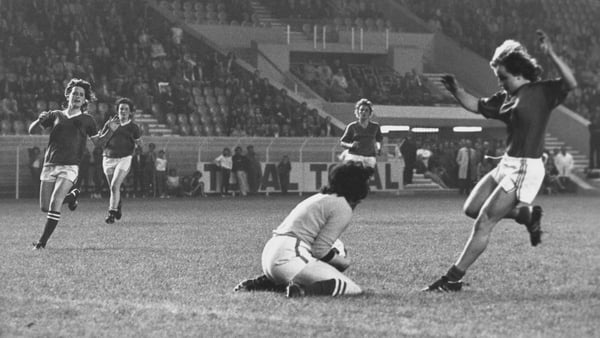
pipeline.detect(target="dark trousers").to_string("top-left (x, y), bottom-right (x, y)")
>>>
top-left (403, 163), bottom-right (414, 185)
top-left (220, 168), bottom-right (231, 194)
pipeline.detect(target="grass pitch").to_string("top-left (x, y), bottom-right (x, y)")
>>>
top-left (0, 194), bottom-right (599, 337)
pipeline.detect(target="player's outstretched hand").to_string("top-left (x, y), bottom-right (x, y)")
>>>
top-left (536, 29), bottom-right (553, 55)
top-left (441, 74), bottom-right (458, 94)
top-left (38, 110), bottom-right (50, 122)
top-left (107, 115), bottom-right (120, 131)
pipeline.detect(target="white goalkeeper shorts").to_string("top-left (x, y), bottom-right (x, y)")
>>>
top-left (261, 235), bottom-right (317, 285)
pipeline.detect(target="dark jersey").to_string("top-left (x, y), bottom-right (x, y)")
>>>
top-left (478, 78), bottom-right (569, 158)
top-left (103, 120), bottom-right (141, 158)
top-left (40, 110), bottom-right (98, 166)
top-left (340, 121), bottom-right (383, 157)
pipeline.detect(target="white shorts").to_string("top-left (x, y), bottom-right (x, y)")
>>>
top-left (490, 154), bottom-right (545, 204)
top-left (261, 235), bottom-right (317, 285)
top-left (338, 150), bottom-right (376, 168)
top-left (40, 165), bottom-right (79, 183)
top-left (103, 155), bottom-right (132, 176)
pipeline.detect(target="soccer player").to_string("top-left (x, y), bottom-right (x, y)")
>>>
top-left (423, 30), bottom-right (577, 291)
top-left (29, 79), bottom-right (118, 249)
top-left (234, 162), bottom-right (373, 297)
top-left (339, 98), bottom-right (383, 168)
top-left (101, 98), bottom-right (142, 224)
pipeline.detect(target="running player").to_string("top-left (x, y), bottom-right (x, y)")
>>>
top-left (101, 98), bottom-right (142, 224)
top-left (234, 162), bottom-right (373, 297)
top-left (29, 79), bottom-right (118, 249)
top-left (339, 98), bottom-right (383, 168)
top-left (423, 30), bottom-right (577, 291)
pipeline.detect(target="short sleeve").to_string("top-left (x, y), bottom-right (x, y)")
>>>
top-left (340, 123), bottom-right (354, 144)
top-left (375, 123), bottom-right (383, 142)
top-left (477, 91), bottom-right (506, 119)
top-left (133, 123), bottom-right (142, 139)
top-left (39, 110), bottom-right (58, 128)
top-left (85, 115), bottom-right (98, 137)
top-left (543, 78), bottom-right (570, 109)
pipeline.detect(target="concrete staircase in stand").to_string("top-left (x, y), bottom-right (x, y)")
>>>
top-left (134, 111), bottom-right (173, 136)
top-left (403, 172), bottom-right (450, 191)
top-left (248, 0), bottom-right (307, 42)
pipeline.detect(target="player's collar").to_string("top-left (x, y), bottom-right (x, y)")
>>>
top-left (63, 109), bottom-right (82, 119)
top-left (120, 119), bottom-right (131, 126)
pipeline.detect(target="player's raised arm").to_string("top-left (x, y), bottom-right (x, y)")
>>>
top-left (537, 30), bottom-right (577, 90)
top-left (441, 75), bottom-right (479, 113)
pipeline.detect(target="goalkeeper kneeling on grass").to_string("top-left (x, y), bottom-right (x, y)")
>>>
top-left (234, 161), bottom-right (373, 298)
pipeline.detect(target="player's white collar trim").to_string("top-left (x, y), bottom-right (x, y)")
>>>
top-left (63, 109), bottom-right (82, 119)
top-left (120, 119), bottom-right (131, 126)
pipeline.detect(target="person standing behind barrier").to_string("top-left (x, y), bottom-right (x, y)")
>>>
top-left (143, 143), bottom-right (157, 197)
top-left (214, 147), bottom-right (232, 196)
top-left (399, 132), bottom-right (417, 185)
top-left (339, 98), bottom-right (383, 168)
top-left (131, 145), bottom-right (146, 197)
top-left (28, 146), bottom-right (43, 193)
top-left (246, 145), bottom-right (262, 195)
top-left (101, 98), bottom-right (142, 224)
top-left (456, 139), bottom-right (476, 195)
top-left (232, 146), bottom-right (250, 196)
top-left (155, 149), bottom-right (168, 198)
top-left (277, 155), bottom-right (292, 195)
top-left (588, 114), bottom-right (600, 170)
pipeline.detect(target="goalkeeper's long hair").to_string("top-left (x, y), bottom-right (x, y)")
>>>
top-left (321, 161), bottom-right (373, 204)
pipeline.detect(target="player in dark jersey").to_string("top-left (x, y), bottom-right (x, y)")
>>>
top-left (28, 79), bottom-right (118, 249)
top-left (339, 98), bottom-right (383, 168)
top-left (101, 98), bottom-right (142, 224)
top-left (424, 30), bottom-right (577, 291)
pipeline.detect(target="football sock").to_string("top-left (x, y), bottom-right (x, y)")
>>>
top-left (304, 279), bottom-right (345, 296)
top-left (39, 211), bottom-right (60, 245)
top-left (446, 265), bottom-right (465, 282)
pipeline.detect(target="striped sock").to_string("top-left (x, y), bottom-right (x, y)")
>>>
top-left (304, 279), bottom-right (347, 296)
top-left (39, 211), bottom-right (60, 245)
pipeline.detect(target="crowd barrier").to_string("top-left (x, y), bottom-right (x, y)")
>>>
top-left (0, 136), bottom-right (403, 199)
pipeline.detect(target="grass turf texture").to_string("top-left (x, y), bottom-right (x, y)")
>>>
top-left (0, 194), bottom-right (599, 337)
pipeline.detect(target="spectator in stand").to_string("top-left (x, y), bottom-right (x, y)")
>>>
top-left (277, 154), bottom-right (292, 195)
top-left (214, 147), bottom-right (233, 196)
top-left (231, 146), bottom-right (250, 196)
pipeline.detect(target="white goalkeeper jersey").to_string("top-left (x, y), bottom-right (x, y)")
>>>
top-left (273, 193), bottom-right (352, 259)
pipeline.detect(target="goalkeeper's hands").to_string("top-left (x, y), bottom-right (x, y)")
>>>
top-left (322, 248), bottom-right (350, 272)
